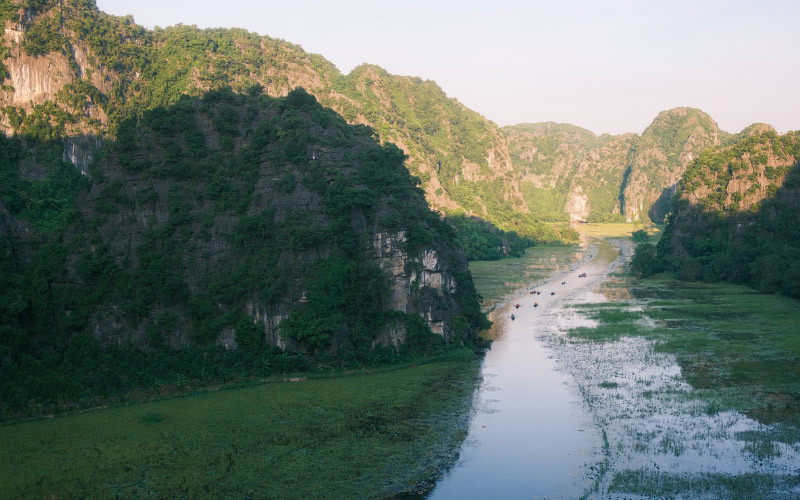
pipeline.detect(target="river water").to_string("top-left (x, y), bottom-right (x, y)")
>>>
top-left (430, 239), bottom-right (620, 499)
top-left (430, 237), bottom-right (800, 499)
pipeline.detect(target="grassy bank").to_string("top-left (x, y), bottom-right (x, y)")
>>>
top-left (0, 354), bottom-right (480, 499)
top-left (568, 275), bottom-right (800, 497)
top-left (570, 277), bottom-right (800, 432)
top-left (579, 222), bottom-right (662, 239)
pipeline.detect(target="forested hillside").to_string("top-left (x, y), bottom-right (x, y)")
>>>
top-left (622, 107), bottom-right (729, 223)
top-left (503, 122), bottom-right (634, 222)
top-left (0, 1), bottom-right (746, 232)
top-left (631, 130), bottom-right (800, 296)
top-left (0, 88), bottom-right (489, 416)
top-left (503, 108), bottom-right (729, 224)
top-left (0, 0), bottom-right (568, 241)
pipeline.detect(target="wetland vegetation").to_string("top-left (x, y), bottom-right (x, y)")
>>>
top-left (564, 268), bottom-right (800, 498)
top-left (0, 355), bottom-right (480, 499)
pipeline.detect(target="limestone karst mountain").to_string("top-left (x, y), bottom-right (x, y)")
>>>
top-left (502, 122), bottom-right (635, 222)
top-left (622, 108), bottom-right (729, 223)
top-left (0, 0), bottom-right (565, 241)
top-left (632, 129), bottom-right (800, 296)
top-left (503, 108), bottom-right (731, 224)
top-left (0, 1), bottom-right (749, 231)
top-left (1, 86), bottom-right (488, 352)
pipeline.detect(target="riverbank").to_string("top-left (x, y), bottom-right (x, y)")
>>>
top-left (559, 275), bottom-right (800, 498)
top-left (0, 242), bottom-right (593, 498)
top-left (431, 228), bottom-right (800, 499)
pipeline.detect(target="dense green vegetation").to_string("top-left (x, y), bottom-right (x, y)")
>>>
top-left (503, 123), bottom-right (634, 223)
top-left (632, 131), bottom-right (800, 298)
top-left (641, 109), bottom-right (722, 167)
top-left (447, 214), bottom-right (533, 261)
top-left (608, 470), bottom-right (800, 500)
top-left (624, 108), bottom-right (728, 222)
top-left (0, 88), bottom-right (488, 418)
top-left (0, 0), bottom-right (569, 242)
top-left (504, 110), bottom-right (732, 224)
top-left (0, 134), bottom-right (87, 231)
top-left (504, 123), bottom-right (596, 222)
top-left (0, 358), bottom-right (480, 498)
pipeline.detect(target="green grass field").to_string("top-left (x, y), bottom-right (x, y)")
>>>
top-left (579, 223), bottom-right (663, 241)
top-left (0, 357), bottom-right (480, 498)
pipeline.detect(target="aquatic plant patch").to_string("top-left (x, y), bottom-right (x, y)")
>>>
top-left (633, 279), bottom-right (800, 431)
top-left (557, 272), bottom-right (800, 497)
top-left (608, 469), bottom-right (800, 500)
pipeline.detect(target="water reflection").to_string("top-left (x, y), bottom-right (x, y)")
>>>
top-left (429, 242), bottom-right (612, 499)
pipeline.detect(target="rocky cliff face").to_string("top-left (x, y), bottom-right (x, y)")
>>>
top-left (1, 89), bottom-right (485, 356)
top-left (655, 130), bottom-right (800, 293)
top-left (503, 109), bottom-right (729, 223)
top-left (0, 1), bottom-right (565, 240)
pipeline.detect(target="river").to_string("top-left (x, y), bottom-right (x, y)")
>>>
top-left (430, 236), bottom-right (800, 499)
top-left (430, 238), bottom-right (623, 498)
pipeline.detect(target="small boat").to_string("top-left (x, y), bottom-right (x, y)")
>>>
top-left (511, 314), bottom-right (516, 320)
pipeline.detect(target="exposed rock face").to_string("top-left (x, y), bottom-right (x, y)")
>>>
top-left (3, 25), bottom-right (68, 104)
top-left (1, 15), bottom-right (111, 138)
top-left (622, 108), bottom-right (727, 223)
top-left (0, 1), bottom-right (555, 240)
top-left (372, 231), bottom-right (459, 340)
top-left (63, 135), bottom-right (102, 174)
top-left (565, 186), bottom-right (589, 222)
top-left (3, 89), bottom-right (483, 354)
top-left (504, 109), bottom-right (729, 223)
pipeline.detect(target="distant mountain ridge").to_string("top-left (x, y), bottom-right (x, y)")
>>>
top-left (503, 108), bottom-right (735, 223)
top-left (0, 0), bottom-right (565, 241)
top-left (0, 0), bottom-right (779, 231)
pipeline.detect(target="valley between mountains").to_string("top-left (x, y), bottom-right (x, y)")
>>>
top-left (1, 1), bottom-right (799, 498)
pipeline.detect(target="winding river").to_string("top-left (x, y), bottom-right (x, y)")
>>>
top-left (429, 238), bottom-right (623, 499)
top-left (430, 235), bottom-right (800, 499)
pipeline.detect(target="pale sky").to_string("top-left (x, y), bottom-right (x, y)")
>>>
top-left (96, 0), bottom-right (800, 136)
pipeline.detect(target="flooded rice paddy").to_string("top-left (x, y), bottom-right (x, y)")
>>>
top-left (430, 237), bottom-right (800, 499)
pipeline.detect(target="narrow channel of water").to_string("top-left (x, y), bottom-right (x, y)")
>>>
top-left (430, 240), bottom-right (619, 499)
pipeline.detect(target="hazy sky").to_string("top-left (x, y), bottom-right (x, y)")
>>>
top-left (96, 0), bottom-right (799, 136)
